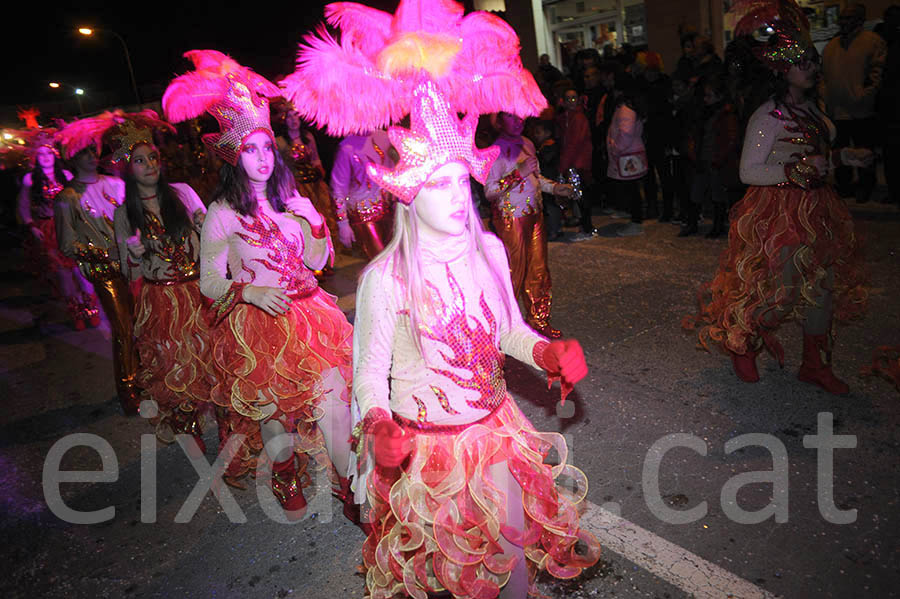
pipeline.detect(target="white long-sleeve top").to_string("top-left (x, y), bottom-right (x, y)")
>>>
top-left (739, 99), bottom-right (836, 188)
top-left (199, 199), bottom-right (332, 314)
top-left (329, 131), bottom-right (395, 220)
top-left (484, 137), bottom-right (556, 220)
top-left (353, 233), bottom-right (546, 428)
top-left (114, 183), bottom-right (206, 283)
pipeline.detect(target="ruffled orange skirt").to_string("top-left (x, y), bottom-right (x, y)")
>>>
top-left (363, 398), bottom-right (600, 599)
top-left (687, 184), bottom-right (866, 357)
top-left (210, 288), bottom-right (353, 482)
top-left (134, 279), bottom-right (213, 441)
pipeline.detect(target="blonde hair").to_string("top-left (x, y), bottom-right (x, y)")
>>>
top-left (363, 196), bottom-right (513, 358)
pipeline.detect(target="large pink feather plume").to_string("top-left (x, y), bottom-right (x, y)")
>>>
top-left (280, 0), bottom-right (547, 136)
top-left (162, 49), bottom-right (280, 123)
top-left (56, 111), bottom-right (119, 159)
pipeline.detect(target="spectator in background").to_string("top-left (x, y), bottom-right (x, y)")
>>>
top-left (686, 74), bottom-right (741, 238)
top-left (667, 77), bottom-right (696, 224)
top-left (636, 51), bottom-right (671, 220)
top-left (557, 85), bottom-right (596, 236)
top-left (693, 37), bottom-right (724, 82)
top-left (823, 3), bottom-right (887, 203)
top-left (607, 85), bottom-right (649, 236)
top-left (526, 118), bottom-right (564, 240)
top-left (538, 53), bottom-right (563, 94)
top-left (876, 5), bottom-right (900, 206)
top-left (675, 31), bottom-right (699, 81)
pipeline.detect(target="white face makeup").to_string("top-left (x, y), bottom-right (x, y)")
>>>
top-left (36, 146), bottom-right (56, 170)
top-left (413, 161), bottom-right (471, 241)
top-left (130, 144), bottom-right (161, 189)
top-left (240, 131), bottom-right (275, 185)
top-left (498, 112), bottom-right (524, 138)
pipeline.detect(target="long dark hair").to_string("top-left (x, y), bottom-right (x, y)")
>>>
top-left (212, 145), bottom-right (296, 217)
top-left (30, 155), bottom-right (67, 204)
top-left (123, 154), bottom-right (191, 242)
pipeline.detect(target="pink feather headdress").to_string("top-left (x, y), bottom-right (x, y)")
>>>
top-left (20, 128), bottom-right (60, 161)
top-left (733, 0), bottom-right (814, 73)
top-left (366, 80), bottom-right (498, 205)
top-left (280, 0), bottom-right (547, 136)
top-left (162, 50), bottom-right (281, 165)
top-left (55, 109), bottom-right (174, 165)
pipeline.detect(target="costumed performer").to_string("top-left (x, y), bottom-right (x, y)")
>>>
top-left (163, 50), bottom-right (355, 520)
top-left (110, 113), bottom-right (213, 454)
top-left (55, 113), bottom-right (159, 415)
top-left (485, 111), bottom-right (575, 339)
top-left (685, 0), bottom-right (870, 394)
top-left (282, 1), bottom-right (601, 596)
top-left (17, 128), bottom-right (99, 329)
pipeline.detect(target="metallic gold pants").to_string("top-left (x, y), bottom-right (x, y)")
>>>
top-left (93, 275), bottom-right (139, 409)
top-left (350, 216), bottom-right (394, 261)
top-left (492, 212), bottom-right (553, 331)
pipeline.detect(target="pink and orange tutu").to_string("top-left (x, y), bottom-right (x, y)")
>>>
top-left (210, 287), bottom-right (353, 484)
top-left (686, 184), bottom-right (867, 358)
top-left (362, 398), bottom-right (601, 599)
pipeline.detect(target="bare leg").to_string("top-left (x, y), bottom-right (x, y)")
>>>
top-left (258, 402), bottom-right (293, 462)
top-left (489, 460), bottom-right (528, 599)
top-left (316, 366), bottom-right (352, 477)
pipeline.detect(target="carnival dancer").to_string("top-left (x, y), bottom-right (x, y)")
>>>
top-left (55, 113), bottom-right (166, 415)
top-left (329, 131), bottom-right (396, 260)
top-left (274, 107), bottom-right (343, 260)
top-left (163, 50), bottom-right (354, 518)
top-left (686, 0), bottom-right (870, 393)
top-left (485, 112), bottom-right (574, 339)
top-left (283, 1), bottom-right (600, 596)
top-left (17, 128), bottom-right (99, 329)
top-left (111, 116), bottom-right (212, 453)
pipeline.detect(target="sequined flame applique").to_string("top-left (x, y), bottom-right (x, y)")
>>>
top-left (143, 211), bottom-right (199, 278)
top-left (235, 211), bottom-right (317, 295)
top-left (419, 264), bottom-right (506, 411)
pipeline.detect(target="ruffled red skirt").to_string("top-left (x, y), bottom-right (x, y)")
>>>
top-left (210, 288), bottom-right (353, 483)
top-left (134, 279), bottom-right (213, 441)
top-left (686, 184), bottom-right (867, 357)
top-left (24, 217), bottom-right (77, 278)
top-left (363, 398), bottom-right (601, 599)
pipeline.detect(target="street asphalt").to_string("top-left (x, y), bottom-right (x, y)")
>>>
top-left (0, 200), bottom-right (897, 599)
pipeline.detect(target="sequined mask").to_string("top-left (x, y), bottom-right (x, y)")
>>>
top-left (366, 80), bottom-right (499, 205)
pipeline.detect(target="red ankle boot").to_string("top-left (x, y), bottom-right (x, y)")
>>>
top-left (333, 476), bottom-right (372, 535)
top-left (730, 349), bottom-right (760, 383)
top-left (272, 456), bottom-right (308, 520)
top-left (797, 332), bottom-right (849, 394)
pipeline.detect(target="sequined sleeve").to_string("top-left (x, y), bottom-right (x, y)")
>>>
top-left (739, 102), bottom-right (788, 186)
top-left (113, 204), bottom-right (141, 282)
top-left (53, 188), bottom-right (77, 259)
top-left (329, 144), bottom-right (352, 219)
top-left (199, 201), bottom-right (238, 301)
top-left (484, 234), bottom-right (545, 369)
top-left (352, 261), bottom-right (398, 422)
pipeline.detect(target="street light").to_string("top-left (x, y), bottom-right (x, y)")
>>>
top-left (77, 26), bottom-right (141, 105)
top-left (49, 81), bottom-right (85, 115)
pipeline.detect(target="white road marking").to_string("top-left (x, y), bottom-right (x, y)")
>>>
top-left (580, 502), bottom-right (779, 599)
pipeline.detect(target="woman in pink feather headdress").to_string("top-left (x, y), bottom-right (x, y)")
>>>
top-left (284, 2), bottom-right (601, 597)
top-left (163, 51), bottom-right (355, 522)
top-left (16, 128), bottom-right (98, 330)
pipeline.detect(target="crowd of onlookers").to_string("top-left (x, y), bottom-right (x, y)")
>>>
top-left (518, 2), bottom-right (900, 241)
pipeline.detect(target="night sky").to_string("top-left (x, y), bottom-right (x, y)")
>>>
top-left (3, 0), bottom-right (402, 116)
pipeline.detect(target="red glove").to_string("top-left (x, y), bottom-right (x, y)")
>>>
top-left (371, 419), bottom-right (412, 468)
top-left (535, 339), bottom-right (588, 404)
